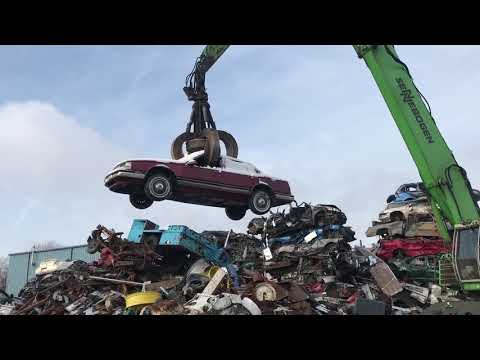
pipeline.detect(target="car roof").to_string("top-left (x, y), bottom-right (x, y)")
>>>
top-left (113, 152), bottom-right (278, 178)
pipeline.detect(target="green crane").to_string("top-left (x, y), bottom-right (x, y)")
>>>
top-left (178, 45), bottom-right (480, 290)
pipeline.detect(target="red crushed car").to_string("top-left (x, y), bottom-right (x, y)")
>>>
top-left (104, 150), bottom-right (294, 220)
top-left (375, 238), bottom-right (450, 261)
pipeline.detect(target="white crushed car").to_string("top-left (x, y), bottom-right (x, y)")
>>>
top-left (35, 259), bottom-right (74, 276)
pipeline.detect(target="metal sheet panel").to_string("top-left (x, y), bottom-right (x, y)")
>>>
top-left (71, 246), bottom-right (100, 263)
top-left (6, 253), bottom-right (31, 296)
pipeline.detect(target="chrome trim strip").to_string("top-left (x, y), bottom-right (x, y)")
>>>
top-left (177, 179), bottom-right (250, 195)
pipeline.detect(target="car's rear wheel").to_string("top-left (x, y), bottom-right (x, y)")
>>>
top-left (225, 207), bottom-right (247, 221)
top-left (249, 189), bottom-right (272, 215)
top-left (129, 194), bottom-right (154, 209)
top-left (144, 174), bottom-right (173, 201)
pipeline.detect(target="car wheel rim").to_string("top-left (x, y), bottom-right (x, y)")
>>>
top-left (150, 177), bottom-right (170, 198)
top-left (254, 192), bottom-right (270, 212)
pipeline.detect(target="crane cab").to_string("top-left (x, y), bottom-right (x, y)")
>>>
top-left (453, 225), bottom-right (480, 291)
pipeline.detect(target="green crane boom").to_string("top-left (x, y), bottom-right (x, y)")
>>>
top-left (354, 46), bottom-right (479, 230)
top-left (199, 45), bottom-right (230, 73)
top-left (189, 45), bottom-right (480, 290)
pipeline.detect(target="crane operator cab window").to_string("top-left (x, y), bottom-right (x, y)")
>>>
top-left (454, 228), bottom-right (480, 281)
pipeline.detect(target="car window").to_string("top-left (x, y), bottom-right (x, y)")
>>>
top-left (223, 158), bottom-right (252, 174)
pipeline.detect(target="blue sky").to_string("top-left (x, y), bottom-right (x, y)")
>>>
top-left (1, 45), bottom-right (479, 256)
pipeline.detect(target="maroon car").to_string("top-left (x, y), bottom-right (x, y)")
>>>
top-left (375, 238), bottom-right (450, 261)
top-left (104, 150), bottom-right (294, 220)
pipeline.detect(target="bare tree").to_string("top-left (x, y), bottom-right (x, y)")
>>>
top-left (0, 257), bottom-right (8, 291)
top-left (31, 241), bottom-right (64, 251)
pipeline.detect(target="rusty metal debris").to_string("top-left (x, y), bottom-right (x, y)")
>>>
top-left (5, 199), bottom-right (475, 315)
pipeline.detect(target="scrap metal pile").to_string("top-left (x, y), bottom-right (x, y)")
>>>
top-left (4, 201), bottom-right (470, 315)
top-left (365, 183), bottom-right (453, 288)
top-left (357, 182), bottom-right (480, 314)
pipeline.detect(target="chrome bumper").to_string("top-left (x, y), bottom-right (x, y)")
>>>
top-left (104, 171), bottom-right (145, 185)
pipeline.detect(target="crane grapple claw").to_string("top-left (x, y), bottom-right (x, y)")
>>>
top-left (171, 132), bottom-right (194, 160)
top-left (171, 129), bottom-right (239, 167)
top-left (218, 130), bottom-right (239, 158)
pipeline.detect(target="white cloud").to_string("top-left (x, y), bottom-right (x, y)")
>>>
top-left (0, 101), bottom-right (250, 255)
top-left (0, 101), bottom-right (124, 193)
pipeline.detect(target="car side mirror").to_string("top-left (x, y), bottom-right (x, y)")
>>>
top-left (186, 160), bottom-right (197, 166)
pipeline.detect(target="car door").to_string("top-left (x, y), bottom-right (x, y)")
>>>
top-left (180, 162), bottom-right (221, 187)
top-left (169, 151), bottom-right (219, 186)
top-left (171, 161), bottom-right (224, 205)
top-left (217, 158), bottom-right (256, 192)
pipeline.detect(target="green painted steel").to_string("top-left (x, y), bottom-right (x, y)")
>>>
top-left (199, 45), bottom-right (230, 72)
top-left (438, 254), bottom-right (457, 288)
top-left (6, 245), bottom-right (100, 296)
top-left (353, 45), bottom-right (480, 242)
top-left (463, 282), bottom-right (480, 291)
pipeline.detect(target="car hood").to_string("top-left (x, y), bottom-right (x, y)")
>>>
top-left (112, 150), bottom-right (205, 169)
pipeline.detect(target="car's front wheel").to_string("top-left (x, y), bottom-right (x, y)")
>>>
top-left (249, 189), bottom-right (272, 215)
top-left (144, 173), bottom-right (173, 201)
top-left (129, 194), bottom-right (154, 209)
top-left (225, 207), bottom-right (247, 221)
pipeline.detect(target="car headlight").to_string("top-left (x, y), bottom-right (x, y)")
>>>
top-left (114, 162), bottom-right (132, 171)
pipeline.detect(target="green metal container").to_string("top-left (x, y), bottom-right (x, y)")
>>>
top-left (6, 245), bottom-right (100, 296)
